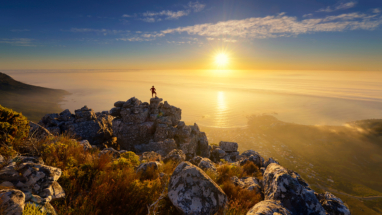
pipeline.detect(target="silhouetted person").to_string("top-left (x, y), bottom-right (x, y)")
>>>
top-left (150, 86), bottom-right (157, 98)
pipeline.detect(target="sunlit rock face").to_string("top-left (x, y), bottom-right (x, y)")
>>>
top-left (315, 192), bottom-right (351, 215)
top-left (112, 97), bottom-right (210, 158)
top-left (246, 200), bottom-right (291, 215)
top-left (168, 162), bottom-right (228, 215)
top-left (263, 163), bottom-right (326, 215)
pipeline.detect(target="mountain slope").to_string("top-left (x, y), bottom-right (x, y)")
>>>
top-left (0, 72), bottom-right (69, 121)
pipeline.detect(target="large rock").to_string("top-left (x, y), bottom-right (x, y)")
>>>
top-left (246, 200), bottom-right (291, 215)
top-left (136, 161), bottom-right (162, 174)
top-left (134, 139), bottom-right (177, 156)
top-left (315, 192), bottom-right (351, 215)
top-left (240, 152), bottom-right (265, 168)
top-left (0, 189), bottom-right (25, 215)
top-left (264, 157), bottom-right (279, 169)
top-left (219, 141), bottom-right (238, 152)
top-left (231, 176), bottom-right (262, 193)
top-left (29, 122), bottom-right (52, 139)
top-left (112, 97), bottom-right (210, 158)
top-left (140, 151), bottom-right (161, 162)
top-left (39, 107), bottom-right (114, 147)
top-left (163, 149), bottom-right (186, 164)
top-left (168, 162), bottom-right (227, 215)
top-left (263, 163), bottom-right (326, 215)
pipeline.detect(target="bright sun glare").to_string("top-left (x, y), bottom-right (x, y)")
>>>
top-left (215, 53), bottom-right (229, 67)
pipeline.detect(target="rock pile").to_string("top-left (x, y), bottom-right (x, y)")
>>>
top-left (211, 141), bottom-right (240, 162)
top-left (38, 106), bottom-right (114, 148)
top-left (0, 156), bottom-right (65, 215)
top-left (111, 97), bottom-right (210, 159)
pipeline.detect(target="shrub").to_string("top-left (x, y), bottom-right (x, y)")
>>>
top-left (23, 203), bottom-right (47, 215)
top-left (0, 105), bottom-right (29, 147)
top-left (120, 151), bottom-right (140, 167)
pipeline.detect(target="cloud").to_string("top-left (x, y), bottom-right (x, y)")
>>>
top-left (187, 1), bottom-right (205, 12)
top-left (373, 8), bottom-right (381, 14)
top-left (122, 14), bottom-right (131, 17)
top-left (159, 12), bottom-right (382, 39)
top-left (303, 13), bottom-right (313, 18)
top-left (317, 1), bottom-right (357, 13)
top-left (135, 1), bottom-right (205, 22)
top-left (0, 38), bottom-right (34, 46)
top-left (68, 28), bottom-right (129, 35)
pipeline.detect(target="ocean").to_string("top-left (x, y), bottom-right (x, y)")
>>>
top-left (4, 69), bottom-right (382, 128)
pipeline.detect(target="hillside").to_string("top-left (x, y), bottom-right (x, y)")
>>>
top-left (0, 72), bottom-right (69, 121)
top-left (203, 115), bottom-right (382, 214)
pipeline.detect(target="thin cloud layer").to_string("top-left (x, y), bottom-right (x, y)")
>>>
top-left (123, 1), bottom-right (205, 22)
top-left (69, 28), bottom-right (130, 35)
top-left (317, 1), bottom-right (357, 13)
top-left (0, 38), bottom-right (34, 46)
top-left (159, 12), bottom-right (382, 39)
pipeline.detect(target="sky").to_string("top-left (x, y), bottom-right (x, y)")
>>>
top-left (1, 0), bottom-right (382, 71)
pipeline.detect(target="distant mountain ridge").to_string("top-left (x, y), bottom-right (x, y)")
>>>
top-left (0, 72), bottom-right (69, 121)
top-left (0, 72), bottom-right (67, 95)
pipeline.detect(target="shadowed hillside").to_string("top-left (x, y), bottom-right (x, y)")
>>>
top-left (203, 115), bottom-right (382, 215)
top-left (0, 72), bottom-right (69, 121)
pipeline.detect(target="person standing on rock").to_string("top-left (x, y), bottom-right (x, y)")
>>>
top-left (150, 86), bottom-right (157, 98)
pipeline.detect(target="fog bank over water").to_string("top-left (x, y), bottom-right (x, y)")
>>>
top-left (4, 70), bottom-right (382, 127)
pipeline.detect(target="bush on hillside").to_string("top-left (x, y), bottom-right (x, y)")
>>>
top-left (0, 105), bottom-right (29, 146)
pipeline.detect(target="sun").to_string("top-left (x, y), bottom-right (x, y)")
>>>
top-left (215, 53), bottom-right (229, 67)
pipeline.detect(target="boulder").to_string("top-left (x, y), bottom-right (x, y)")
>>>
top-left (168, 162), bottom-right (228, 215)
top-left (223, 151), bottom-right (240, 163)
top-left (99, 148), bottom-right (120, 158)
top-left (198, 158), bottom-right (217, 173)
top-left (140, 151), bottom-right (161, 162)
top-left (219, 141), bottom-right (238, 152)
top-left (315, 192), bottom-right (351, 215)
top-left (136, 161), bottom-right (162, 174)
top-left (263, 163), bottom-right (326, 215)
top-left (79, 140), bottom-right (92, 151)
top-left (134, 139), bottom-right (177, 156)
top-left (231, 176), bottom-right (262, 193)
top-left (29, 122), bottom-right (52, 139)
top-left (210, 148), bottom-right (226, 162)
top-left (246, 200), bottom-right (291, 215)
top-left (0, 189), bottom-right (25, 215)
top-left (39, 106), bottom-right (114, 147)
top-left (240, 153), bottom-right (265, 168)
top-left (264, 157), bottom-right (279, 169)
top-left (163, 149), bottom-right (186, 164)
top-left (114, 101), bottom-right (125, 108)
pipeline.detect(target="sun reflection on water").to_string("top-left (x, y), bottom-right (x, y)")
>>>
top-left (216, 91), bottom-right (228, 127)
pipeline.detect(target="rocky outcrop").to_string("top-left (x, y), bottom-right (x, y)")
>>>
top-left (168, 162), bottom-right (227, 215)
top-left (29, 122), bottom-right (52, 140)
top-left (240, 150), bottom-right (265, 168)
top-left (231, 176), bottom-right (262, 193)
top-left (0, 189), bottom-right (25, 215)
top-left (246, 200), bottom-right (291, 215)
top-left (315, 192), bottom-right (351, 215)
top-left (163, 149), bottom-right (186, 164)
top-left (136, 161), bottom-right (162, 174)
top-left (111, 97), bottom-right (210, 158)
top-left (264, 157), bottom-right (279, 169)
top-left (190, 156), bottom-right (217, 173)
top-left (38, 107), bottom-right (114, 147)
top-left (263, 163), bottom-right (326, 215)
top-left (140, 151), bottom-right (161, 162)
top-left (210, 141), bottom-right (240, 163)
top-left (0, 156), bottom-right (65, 215)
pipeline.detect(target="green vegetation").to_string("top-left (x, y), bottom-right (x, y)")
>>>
top-left (0, 105), bottom-right (29, 146)
top-left (23, 203), bottom-right (47, 215)
top-left (0, 72), bottom-right (68, 122)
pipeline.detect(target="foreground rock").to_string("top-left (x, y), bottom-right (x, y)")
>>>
top-left (231, 176), bottom-right (262, 193)
top-left (316, 192), bottom-right (351, 215)
top-left (0, 157), bottom-right (65, 215)
top-left (246, 200), bottom-right (291, 215)
top-left (168, 162), bottom-right (227, 215)
top-left (0, 189), bottom-right (25, 215)
top-left (263, 163), bottom-right (326, 215)
top-left (38, 107), bottom-right (114, 148)
top-left (163, 149), bottom-right (186, 164)
top-left (112, 97), bottom-right (210, 159)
